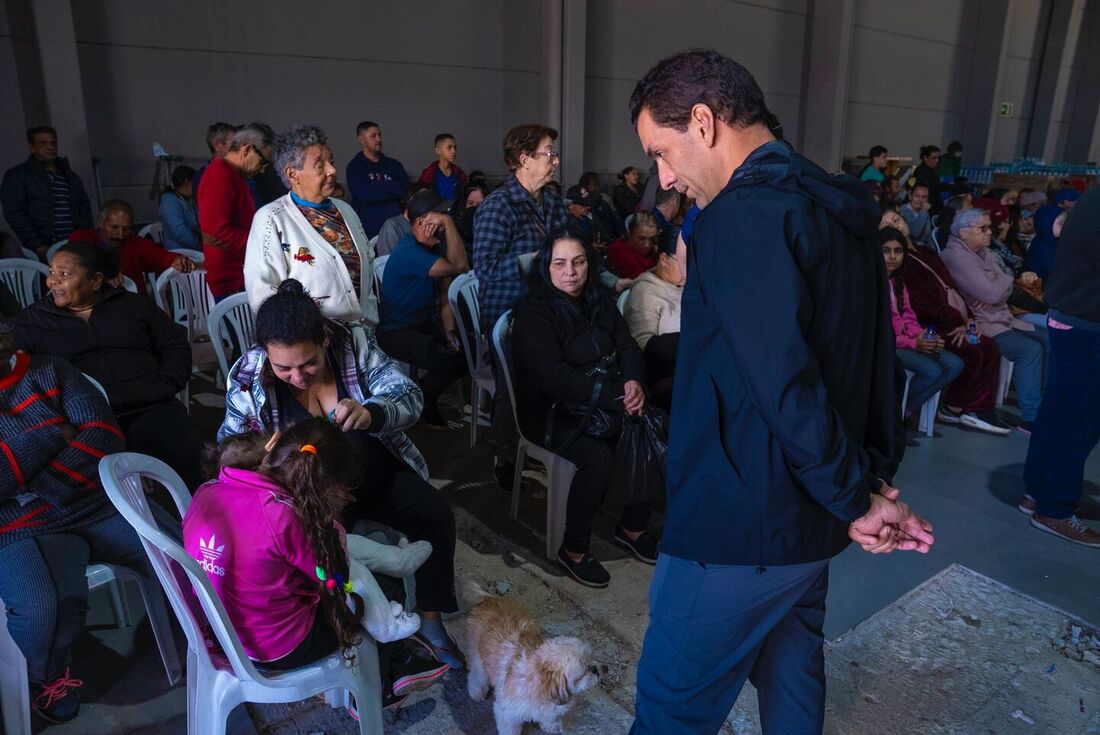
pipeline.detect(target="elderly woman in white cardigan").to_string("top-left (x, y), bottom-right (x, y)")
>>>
top-left (244, 124), bottom-right (377, 325)
top-left (623, 233), bottom-right (684, 397)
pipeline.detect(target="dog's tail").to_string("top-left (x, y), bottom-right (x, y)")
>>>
top-left (458, 578), bottom-right (491, 610)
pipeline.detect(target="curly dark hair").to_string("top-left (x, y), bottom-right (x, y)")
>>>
top-left (629, 48), bottom-right (769, 132)
top-left (259, 419), bottom-right (364, 657)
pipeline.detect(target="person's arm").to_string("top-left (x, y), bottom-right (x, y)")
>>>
top-left (160, 194), bottom-right (196, 250)
top-left (623, 285), bottom-right (659, 348)
top-left (142, 297), bottom-right (193, 394)
top-left (425, 214), bottom-right (468, 279)
top-left (695, 202), bottom-right (877, 521)
top-left (348, 159), bottom-right (409, 205)
top-left (472, 196), bottom-right (522, 284)
top-left (353, 325), bottom-right (424, 433)
top-left (14, 360), bottom-right (125, 506)
top-left (132, 236), bottom-right (183, 276)
top-left (216, 361), bottom-right (263, 442)
top-left (243, 209), bottom-right (290, 315)
top-left (943, 249), bottom-right (1014, 305)
top-left (198, 167), bottom-right (249, 253)
top-left (0, 168), bottom-right (45, 250)
top-left (900, 261), bottom-right (966, 332)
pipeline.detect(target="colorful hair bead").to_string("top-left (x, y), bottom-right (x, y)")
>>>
top-left (315, 566), bottom-right (327, 581)
top-left (300, 444), bottom-right (318, 455)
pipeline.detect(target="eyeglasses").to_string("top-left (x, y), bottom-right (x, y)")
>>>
top-left (252, 146), bottom-right (270, 171)
top-left (965, 224), bottom-right (992, 233)
top-left (530, 150), bottom-right (560, 162)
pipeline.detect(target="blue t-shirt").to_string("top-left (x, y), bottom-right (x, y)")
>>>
top-left (434, 171), bottom-right (458, 200)
top-left (377, 235), bottom-right (443, 333)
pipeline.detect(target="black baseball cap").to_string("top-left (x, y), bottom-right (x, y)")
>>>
top-left (565, 185), bottom-right (597, 208)
top-left (407, 189), bottom-right (453, 222)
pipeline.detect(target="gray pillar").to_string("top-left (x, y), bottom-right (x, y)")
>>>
top-left (541, 0), bottom-right (586, 187)
top-left (541, 0), bottom-right (563, 138)
top-left (31, 0), bottom-right (96, 210)
top-left (1063, 1), bottom-right (1100, 162)
top-left (1026, 0), bottom-right (1088, 162)
top-left (801, 0), bottom-right (855, 171)
top-left (961, 0), bottom-right (1013, 165)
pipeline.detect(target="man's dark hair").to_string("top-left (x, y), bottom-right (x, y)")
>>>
top-left (502, 124), bottom-right (558, 172)
top-left (434, 133), bottom-right (454, 146)
top-left (579, 171), bottom-right (601, 191)
top-left (947, 140), bottom-right (963, 155)
top-left (27, 126), bottom-right (57, 144)
top-left (356, 120), bottom-right (380, 135)
top-left (205, 122), bottom-right (237, 154)
top-left (654, 185), bottom-right (680, 209)
top-left (919, 145), bottom-right (941, 160)
top-left (868, 145), bottom-right (888, 159)
top-left (401, 182), bottom-right (429, 212)
top-left (629, 49), bottom-right (769, 132)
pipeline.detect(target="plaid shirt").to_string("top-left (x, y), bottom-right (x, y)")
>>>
top-left (473, 175), bottom-right (568, 333)
top-left (218, 322), bottom-right (429, 479)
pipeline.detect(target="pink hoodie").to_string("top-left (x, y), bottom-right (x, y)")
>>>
top-left (888, 276), bottom-right (924, 350)
top-left (182, 467), bottom-right (324, 663)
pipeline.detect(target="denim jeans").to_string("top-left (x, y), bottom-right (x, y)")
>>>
top-left (1023, 325), bottom-right (1100, 518)
top-left (897, 348), bottom-right (964, 416)
top-left (994, 326), bottom-right (1050, 421)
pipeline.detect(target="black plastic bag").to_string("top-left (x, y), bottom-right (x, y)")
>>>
top-left (606, 407), bottom-right (669, 508)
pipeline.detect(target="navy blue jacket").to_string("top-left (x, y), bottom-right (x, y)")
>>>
top-left (0, 155), bottom-right (93, 250)
top-left (346, 152), bottom-right (409, 238)
top-left (662, 141), bottom-right (902, 566)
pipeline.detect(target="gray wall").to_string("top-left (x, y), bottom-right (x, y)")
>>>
top-left (991, 0), bottom-right (1050, 161)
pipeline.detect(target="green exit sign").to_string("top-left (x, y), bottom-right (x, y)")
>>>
top-left (999, 102), bottom-right (1015, 117)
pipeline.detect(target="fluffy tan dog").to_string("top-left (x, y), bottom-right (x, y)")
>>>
top-left (464, 582), bottom-right (599, 735)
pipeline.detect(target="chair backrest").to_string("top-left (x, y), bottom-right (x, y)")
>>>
top-left (491, 310), bottom-right (524, 436)
top-left (98, 453), bottom-right (276, 688)
top-left (170, 248), bottom-right (205, 263)
top-left (121, 275), bottom-right (139, 293)
top-left (447, 272), bottom-right (482, 374)
top-left (21, 247), bottom-right (38, 261)
top-left (207, 292), bottom-right (255, 380)
top-left (0, 258), bottom-right (49, 307)
top-left (46, 240), bottom-right (67, 262)
top-left (138, 222), bottom-right (164, 244)
top-left (373, 254), bottom-right (389, 303)
top-left (368, 234), bottom-right (380, 255)
top-left (156, 268), bottom-right (214, 340)
top-left (81, 372), bottom-right (109, 399)
top-left (617, 288), bottom-right (631, 315)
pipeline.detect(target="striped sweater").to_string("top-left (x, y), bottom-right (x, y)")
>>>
top-left (0, 352), bottom-right (124, 547)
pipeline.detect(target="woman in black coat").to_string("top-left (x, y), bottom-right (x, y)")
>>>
top-left (13, 240), bottom-right (203, 487)
top-left (512, 227), bottom-right (656, 588)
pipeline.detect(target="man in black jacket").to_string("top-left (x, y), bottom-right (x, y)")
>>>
top-left (1022, 186), bottom-right (1100, 548)
top-left (1, 126), bottom-right (93, 258)
top-left (627, 50), bottom-right (934, 734)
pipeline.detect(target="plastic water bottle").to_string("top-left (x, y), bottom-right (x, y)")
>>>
top-left (922, 325), bottom-right (937, 342)
top-left (966, 323), bottom-right (979, 345)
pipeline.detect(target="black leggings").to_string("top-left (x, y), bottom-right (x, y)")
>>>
top-left (116, 400), bottom-right (203, 489)
top-left (544, 426), bottom-right (652, 555)
top-left (378, 322), bottom-right (468, 416)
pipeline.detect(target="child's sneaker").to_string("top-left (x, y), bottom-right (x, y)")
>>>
top-left (391, 646), bottom-right (449, 696)
top-left (31, 667), bottom-right (84, 724)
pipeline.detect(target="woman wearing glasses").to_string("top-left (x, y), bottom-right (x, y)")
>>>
top-left (197, 122), bottom-right (273, 302)
top-left (607, 211), bottom-right (660, 280)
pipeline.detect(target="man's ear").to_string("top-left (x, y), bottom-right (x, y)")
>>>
top-left (691, 104), bottom-right (717, 147)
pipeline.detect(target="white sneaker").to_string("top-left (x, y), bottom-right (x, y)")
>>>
top-left (936, 408), bottom-right (961, 424)
top-left (959, 412), bottom-right (1011, 435)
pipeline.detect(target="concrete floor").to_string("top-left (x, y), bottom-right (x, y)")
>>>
top-left (12, 382), bottom-right (1100, 734)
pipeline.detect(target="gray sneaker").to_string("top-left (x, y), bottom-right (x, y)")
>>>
top-left (959, 412), bottom-right (1011, 435)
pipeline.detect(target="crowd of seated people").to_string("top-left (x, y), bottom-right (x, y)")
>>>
top-left (4, 112), bottom-right (1099, 730)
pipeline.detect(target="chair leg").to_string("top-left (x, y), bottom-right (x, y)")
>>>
top-left (545, 458), bottom-right (576, 560)
top-left (105, 575), bottom-right (132, 627)
top-left (510, 443), bottom-right (528, 519)
top-left (469, 381), bottom-right (480, 449)
top-left (133, 574), bottom-right (183, 685)
top-left (352, 639), bottom-right (385, 734)
top-left (0, 604), bottom-right (31, 735)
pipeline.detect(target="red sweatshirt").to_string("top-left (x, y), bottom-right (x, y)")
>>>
top-left (197, 157), bottom-right (255, 297)
top-left (68, 229), bottom-right (175, 296)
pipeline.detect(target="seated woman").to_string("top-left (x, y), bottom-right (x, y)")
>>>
top-left (623, 231), bottom-right (683, 397)
top-left (185, 422), bottom-right (447, 707)
top-left (219, 279), bottom-right (463, 668)
top-left (512, 228), bottom-right (658, 588)
top-left (880, 210), bottom-right (1009, 435)
top-left (0, 320), bottom-right (153, 724)
top-left (13, 241), bottom-right (204, 486)
top-left (159, 165), bottom-right (200, 251)
top-left (244, 124), bottom-right (376, 326)
top-left (612, 166), bottom-right (641, 219)
top-left (607, 211), bottom-right (659, 280)
top-left (880, 227), bottom-right (964, 422)
top-left (940, 208), bottom-right (1049, 434)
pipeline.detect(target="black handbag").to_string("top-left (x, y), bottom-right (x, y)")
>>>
top-left (605, 406), bottom-right (669, 508)
top-left (546, 353), bottom-right (623, 452)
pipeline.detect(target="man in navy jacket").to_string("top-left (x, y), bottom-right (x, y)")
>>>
top-left (628, 50), bottom-right (934, 734)
top-left (346, 120), bottom-right (409, 238)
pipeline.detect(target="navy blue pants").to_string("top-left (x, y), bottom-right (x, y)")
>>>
top-left (1023, 325), bottom-right (1100, 518)
top-left (632, 555), bottom-right (829, 735)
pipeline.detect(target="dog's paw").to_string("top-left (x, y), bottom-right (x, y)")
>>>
top-left (467, 681), bottom-right (490, 701)
top-left (539, 719), bottom-right (564, 734)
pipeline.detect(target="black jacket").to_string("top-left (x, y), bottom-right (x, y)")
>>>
top-left (511, 281), bottom-right (645, 440)
top-left (612, 183), bottom-right (641, 219)
top-left (1045, 186), bottom-right (1100, 328)
top-left (663, 140), bottom-right (902, 566)
top-left (911, 162), bottom-right (944, 213)
top-left (13, 289), bottom-right (192, 415)
top-left (0, 156), bottom-right (93, 249)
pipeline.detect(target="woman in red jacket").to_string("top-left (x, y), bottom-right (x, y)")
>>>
top-left (880, 209), bottom-right (1009, 435)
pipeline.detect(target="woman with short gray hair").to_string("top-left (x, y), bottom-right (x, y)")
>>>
top-left (244, 124), bottom-right (377, 325)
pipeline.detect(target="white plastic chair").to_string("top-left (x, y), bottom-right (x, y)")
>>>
top-left (121, 275), bottom-right (139, 293)
top-left (98, 453), bottom-right (384, 735)
top-left (207, 292), bottom-right (255, 381)
top-left (995, 356), bottom-right (1015, 408)
top-left (372, 254), bottom-right (389, 303)
top-left (901, 370), bottom-right (940, 438)
top-left (155, 267), bottom-right (217, 409)
top-left (447, 273), bottom-right (494, 448)
top-left (20, 247), bottom-right (38, 261)
top-left (138, 222), bottom-right (164, 244)
top-left (45, 239), bottom-right (67, 263)
top-left (170, 248), bottom-right (205, 263)
top-left (0, 258), bottom-right (48, 308)
top-left (368, 234), bottom-right (380, 255)
top-left (617, 288), bottom-right (631, 315)
top-left (492, 311), bottom-right (578, 560)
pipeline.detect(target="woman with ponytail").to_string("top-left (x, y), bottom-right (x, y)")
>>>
top-left (183, 419), bottom-right (448, 706)
top-left (218, 278), bottom-right (464, 670)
